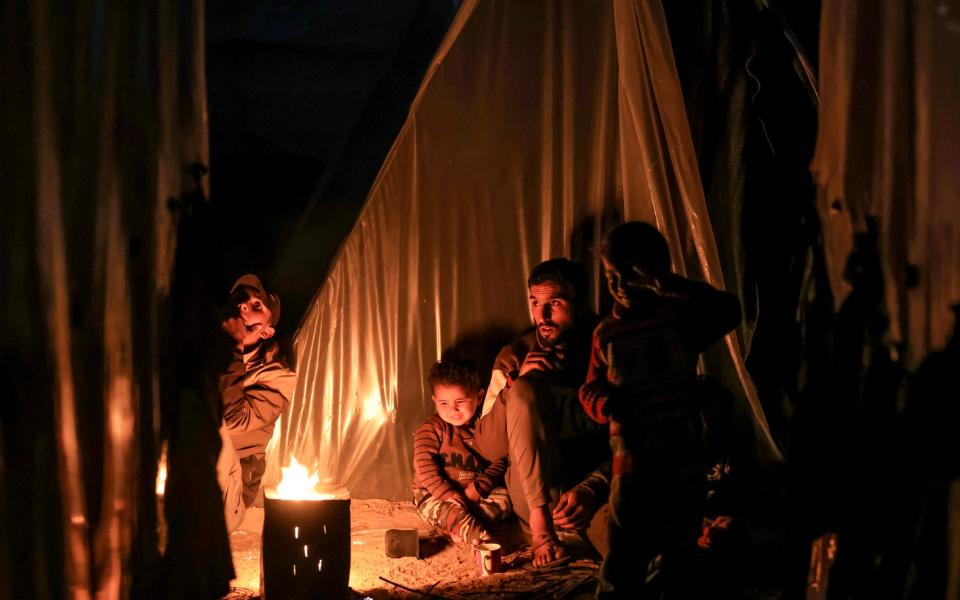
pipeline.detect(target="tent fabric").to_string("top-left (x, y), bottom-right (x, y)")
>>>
top-left (1, 0), bottom-right (211, 597)
top-left (812, 0), bottom-right (960, 364)
top-left (271, 0), bottom-right (779, 501)
top-left (611, 0), bottom-right (779, 463)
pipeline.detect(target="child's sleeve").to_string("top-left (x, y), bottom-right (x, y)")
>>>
top-left (579, 328), bottom-right (613, 424)
top-left (676, 281), bottom-right (742, 353)
top-left (412, 419), bottom-right (458, 500)
top-left (472, 456), bottom-right (508, 497)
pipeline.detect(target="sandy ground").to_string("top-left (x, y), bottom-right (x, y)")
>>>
top-left (225, 498), bottom-right (600, 599)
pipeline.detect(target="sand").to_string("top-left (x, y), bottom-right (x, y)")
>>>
top-left (225, 498), bottom-right (599, 599)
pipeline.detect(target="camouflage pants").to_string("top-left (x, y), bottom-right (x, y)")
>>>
top-left (413, 487), bottom-right (512, 544)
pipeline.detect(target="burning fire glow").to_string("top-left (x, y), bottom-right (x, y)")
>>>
top-left (272, 457), bottom-right (336, 500)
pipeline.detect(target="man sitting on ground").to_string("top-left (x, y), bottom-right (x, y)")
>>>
top-left (473, 259), bottom-right (610, 566)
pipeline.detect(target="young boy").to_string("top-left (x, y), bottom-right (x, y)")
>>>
top-left (218, 274), bottom-right (297, 517)
top-left (413, 360), bottom-right (512, 545)
top-left (579, 222), bottom-right (741, 597)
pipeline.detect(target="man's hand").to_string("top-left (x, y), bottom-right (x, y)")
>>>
top-left (221, 316), bottom-right (247, 341)
top-left (464, 482), bottom-right (482, 503)
top-left (221, 316), bottom-right (253, 349)
top-left (552, 487), bottom-right (597, 530)
top-left (518, 350), bottom-right (562, 377)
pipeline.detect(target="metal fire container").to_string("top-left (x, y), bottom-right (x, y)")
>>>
top-left (261, 495), bottom-right (351, 599)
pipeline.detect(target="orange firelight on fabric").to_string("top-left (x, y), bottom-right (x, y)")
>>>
top-left (155, 442), bottom-right (168, 496)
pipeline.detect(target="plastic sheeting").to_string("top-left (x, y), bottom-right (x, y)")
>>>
top-left (270, 0), bottom-right (779, 501)
top-left (611, 0), bottom-right (779, 465)
top-left (812, 0), bottom-right (960, 364)
top-left (1, 0), bottom-right (209, 597)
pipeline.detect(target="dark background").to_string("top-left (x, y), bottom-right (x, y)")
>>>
top-left (205, 0), bottom-right (460, 333)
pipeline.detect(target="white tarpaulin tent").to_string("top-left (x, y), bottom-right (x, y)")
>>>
top-left (267, 0), bottom-right (780, 501)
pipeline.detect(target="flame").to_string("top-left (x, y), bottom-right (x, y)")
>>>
top-left (273, 457), bottom-right (335, 500)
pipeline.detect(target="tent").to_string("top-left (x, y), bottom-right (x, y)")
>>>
top-left (267, 0), bottom-right (780, 501)
top-left (3, 0), bottom-right (959, 597)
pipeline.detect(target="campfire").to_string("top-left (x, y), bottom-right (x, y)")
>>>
top-left (261, 458), bottom-right (351, 599)
top-left (271, 457), bottom-right (338, 501)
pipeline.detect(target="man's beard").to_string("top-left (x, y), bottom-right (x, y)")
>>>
top-left (536, 322), bottom-right (566, 350)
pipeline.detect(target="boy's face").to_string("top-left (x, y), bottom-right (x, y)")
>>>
top-left (528, 281), bottom-right (577, 348)
top-left (432, 383), bottom-right (481, 427)
top-left (602, 257), bottom-right (658, 309)
top-left (231, 286), bottom-right (275, 346)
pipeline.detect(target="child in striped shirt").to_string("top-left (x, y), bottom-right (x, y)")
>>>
top-left (412, 360), bottom-right (512, 545)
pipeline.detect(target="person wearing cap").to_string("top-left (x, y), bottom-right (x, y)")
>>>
top-left (218, 274), bottom-right (297, 514)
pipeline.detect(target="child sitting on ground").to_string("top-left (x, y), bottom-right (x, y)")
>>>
top-left (412, 360), bottom-right (512, 545)
top-left (579, 222), bottom-right (741, 598)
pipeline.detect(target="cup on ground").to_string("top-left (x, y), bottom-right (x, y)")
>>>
top-left (474, 542), bottom-right (502, 576)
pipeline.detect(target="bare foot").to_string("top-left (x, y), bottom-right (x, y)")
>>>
top-left (528, 506), bottom-right (565, 566)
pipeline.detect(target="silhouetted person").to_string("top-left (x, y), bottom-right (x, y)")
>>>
top-left (828, 221), bottom-right (908, 599)
top-left (894, 303), bottom-right (960, 598)
top-left (580, 222), bottom-right (741, 598)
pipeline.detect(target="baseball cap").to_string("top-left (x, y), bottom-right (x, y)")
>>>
top-left (230, 274), bottom-right (281, 326)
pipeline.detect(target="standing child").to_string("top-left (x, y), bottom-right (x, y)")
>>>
top-left (218, 274), bottom-right (297, 516)
top-left (413, 360), bottom-right (512, 545)
top-left (580, 222), bottom-right (741, 598)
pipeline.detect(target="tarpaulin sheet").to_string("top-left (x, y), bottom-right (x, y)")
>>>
top-left (270, 0), bottom-right (779, 501)
top-left (812, 0), bottom-right (960, 364)
top-left (812, 1), bottom-right (960, 595)
top-left (1, 0), bottom-right (213, 597)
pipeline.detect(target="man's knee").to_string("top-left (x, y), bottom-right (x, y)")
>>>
top-left (506, 376), bottom-right (538, 411)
